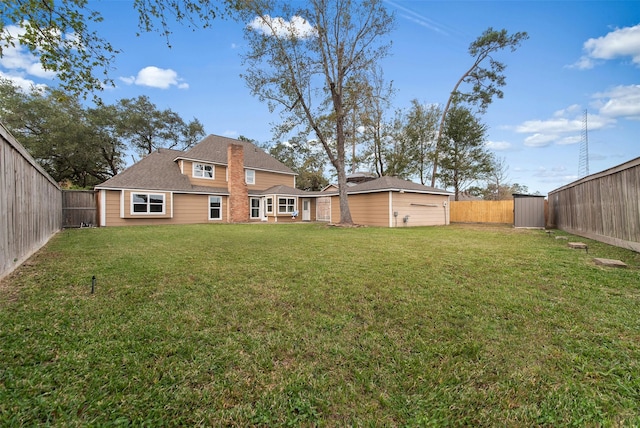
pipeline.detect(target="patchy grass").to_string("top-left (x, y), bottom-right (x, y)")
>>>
top-left (1, 223), bottom-right (639, 426)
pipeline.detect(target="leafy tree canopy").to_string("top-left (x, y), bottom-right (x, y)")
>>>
top-left (0, 0), bottom-right (229, 99)
top-left (0, 79), bottom-right (205, 187)
top-left (238, 0), bottom-right (394, 224)
top-left (438, 105), bottom-right (494, 200)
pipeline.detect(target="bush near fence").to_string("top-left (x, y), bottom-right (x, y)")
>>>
top-left (450, 200), bottom-right (514, 224)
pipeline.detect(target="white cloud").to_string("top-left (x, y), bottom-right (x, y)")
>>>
top-left (248, 15), bottom-right (317, 39)
top-left (0, 71), bottom-right (47, 92)
top-left (532, 166), bottom-right (578, 183)
top-left (523, 133), bottom-right (557, 148)
top-left (592, 84), bottom-right (640, 120)
top-left (485, 140), bottom-right (512, 151)
top-left (120, 66), bottom-right (188, 89)
top-left (557, 135), bottom-right (582, 145)
top-left (571, 23), bottom-right (640, 69)
top-left (516, 117), bottom-right (583, 134)
top-left (516, 106), bottom-right (616, 148)
top-left (0, 24), bottom-right (56, 80)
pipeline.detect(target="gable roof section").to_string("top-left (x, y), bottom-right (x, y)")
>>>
top-left (95, 148), bottom-right (228, 194)
top-left (178, 134), bottom-right (296, 175)
top-left (341, 176), bottom-right (452, 196)
top-left (259, 184), bottom-right (326, 197)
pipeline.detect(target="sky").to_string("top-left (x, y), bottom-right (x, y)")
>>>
top-left (1, 0), bottom-right (639, 195)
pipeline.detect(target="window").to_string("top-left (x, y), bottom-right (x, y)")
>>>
top-left (265, 197), bottom-right (273, 214)
top-left (245, 169), bottom-right (255, 185)
top-left (250, 197), bottom-right (261, 219)
top-left (278, 197), bottom-right (296, 214)
top-left (193, 163), bottom-right (214, 179)
top-left (209, 196), bottom-right (222, 220)
top-left (132, 193), bottom-right (165, 214)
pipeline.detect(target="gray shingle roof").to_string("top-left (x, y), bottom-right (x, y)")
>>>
top-left (96, 148), bottom-right (204, 191)
top-left (96, 135), bottom-right (295, 192)
top-left (259, 185), bottom-right (326, 196)
top-left (324, 176), bottom-right (452, 195)
top-left (179, 135), bottom-right (295, 175)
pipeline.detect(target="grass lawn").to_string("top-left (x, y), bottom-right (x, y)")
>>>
top-left (1, 223), bottom-right (640, 426)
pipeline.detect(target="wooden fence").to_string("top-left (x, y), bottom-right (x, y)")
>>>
top-left (1, 123), bottom-right (61, 280)
top-left (450, 200), bottom-right (514, 224)
top-left (548, 157), bottom-right (640, 252)
top-left (62, 190), bottom-right (97, 228)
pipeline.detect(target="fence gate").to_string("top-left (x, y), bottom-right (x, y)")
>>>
top-left (62, 190), bottom-right (97, 228)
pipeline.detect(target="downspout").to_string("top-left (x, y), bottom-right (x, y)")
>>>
top-left (389, 191), bottom-right (393, 228)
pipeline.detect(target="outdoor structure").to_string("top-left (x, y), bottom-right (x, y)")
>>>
top-left (513, 194), bottom-right (546, 228)
top-left (1, 123), bottom-right (62, 280)
top-left (96, 135), bottom-right (452, 228)
top-left (548, 156), bottom-right (640, 252)
top-left (326, 176), bottom-right (452, 227)
top-left (96, 135), bottom-right (319, 226)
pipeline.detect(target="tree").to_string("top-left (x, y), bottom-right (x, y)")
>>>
top-left (86, 104), bottom-right (127, 178)
top-left (115, 95), bottom-right (205, 157)
top-left (431, 27), bottom-right (529, 187)
top-left (1, 1), bottom-right (228, 98)
top-left (0, 78), bottom-right (125, 187)
top-left (267, 138), bottom-right (329, 191)
top-left (355, 66), bottom-right (394, 176)
top-left (360, 99), bottom-right (439, 183)
top-left (238, 0), bottom-right (394, 225)
top-left (438, 105), bottom-right (494, 200)
top-left (401, 100), bottom-right (440, 185)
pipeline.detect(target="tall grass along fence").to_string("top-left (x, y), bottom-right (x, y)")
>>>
top-left (548, 156), bottom-right (640, 252)
top-left (0, 123), bottom-right (61, 280)
top-left (450, 200), bottom-right (514, 224)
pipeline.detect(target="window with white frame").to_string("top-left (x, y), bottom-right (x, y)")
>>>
top-left (278, 197), bottom-right (296, 214)
top-left (250, 197), bottom-right (261, 219)
top-left (193, 163), bottom-right (214, 179)
top-left (209, 196), bottom-right (222, 220)
top-left (245, 169), bottom-right (255, 185)
top-left (132, 193), bottom-right (165, 214)
top-left (265, 197), bottom-right (273, 214)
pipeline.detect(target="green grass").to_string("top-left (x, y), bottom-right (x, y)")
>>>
top-left (1, 223), bottom-right (640, 426)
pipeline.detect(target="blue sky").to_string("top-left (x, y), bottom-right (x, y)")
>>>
top-left (2, 1), bottom-right (639, 195)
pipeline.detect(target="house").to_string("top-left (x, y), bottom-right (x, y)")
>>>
top-left (95, 134), bottom-right (452, 227)
top-left (96, 135), bottom-right (319, 226)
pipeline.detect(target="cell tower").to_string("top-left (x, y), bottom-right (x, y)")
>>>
top-left (578, 109), bottom-right (589, 177)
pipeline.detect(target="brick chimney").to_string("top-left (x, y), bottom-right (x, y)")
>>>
top-left (227, 144), bottom-right (249, 222)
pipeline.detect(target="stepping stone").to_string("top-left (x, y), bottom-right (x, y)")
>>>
top-left (555, 236), bottom-right (568, 240)
top-left (568, 242), bottom-right (588, 252)
top-left (593, 258), bottom-right (627, 268)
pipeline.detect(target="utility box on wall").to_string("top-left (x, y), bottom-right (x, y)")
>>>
top-left (513, 194), bottom-right (546, 228)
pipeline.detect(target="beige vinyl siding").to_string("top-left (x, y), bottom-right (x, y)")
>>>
top-left (330, 191), bottom-right (449, 227)
top-left (252, 170), bottom-right (296, 190)
top-left (183, 160), bottom-right (228, 188)
top-left (391, 193), bottom-right (449, 227)
top-left (331, 192), bottom-right (390, 227)
top-left (102, 190), bottom-right (227, 226)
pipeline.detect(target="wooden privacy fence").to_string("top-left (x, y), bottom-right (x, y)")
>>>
top-left (548, 156), bottom-right (640, 252)
top-left (450, 200), bottom-right (514, 224)
top-left (62, 190), bottom-right (97, 228)
top-left (1, 123), bottom-right (61, 280)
